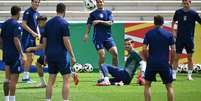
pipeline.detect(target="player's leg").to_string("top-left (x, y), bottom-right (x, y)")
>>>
top-left (8, 59), bottom-right (21, 101)
top-left (159, 66), bottom-right (174, 101)
top-left (59, 59), bottom-right (71, 100)
top-left (62, 74), bottom-right (71, 100)
top-left (165, 83), bottom-right (174, 101)
top-left (36, 56), bottom-right (46, 87)
top-left (172, 53), bottom-right (180, 80)
top-left (144, 65), bottom-right (157, 101)
top-left (187, 53), bottom-right (193, 80)
top-left (46, 74), bottom-right (57, 101)
top-left (98, 49), bottom-right (105, 78)
top-left (172, 40), bottom-right (183, 80)
top-left (104, 40), bottom-right (118, 66)
top-left (186, 40), bottom-right (194, 80)
top-left (9, 73), bottom-right (19, 101)
top-left (109, 46), bottom-right (118, 66)
top-left (3, 65), bottom-right (10, 101)
top-left (22, 52), bottom-right (33, 83)
top-left (46, 62), bottom-right (58, 101)
top-left (97, 64), bottom-right (122, 86)
top-left (144, 80), bottom-right (151, 101)
top-left (159, 66), bottom-right (174, 100)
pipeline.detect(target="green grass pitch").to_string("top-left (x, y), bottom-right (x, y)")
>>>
top-left (0, 72), bottom-right (201, 101)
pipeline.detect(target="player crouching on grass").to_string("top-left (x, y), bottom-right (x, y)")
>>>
top-left (96, 38), bottom-right (146, 86)
top-left (33, 15), bottom-right (48, 88)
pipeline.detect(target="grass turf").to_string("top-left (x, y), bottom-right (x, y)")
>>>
top-left (0, 72), bottom-right (201, 101)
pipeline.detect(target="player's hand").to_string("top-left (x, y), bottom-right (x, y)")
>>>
top-left (93, 20), bottom-right (101, 26)
top-left (25, 47), bottom-right (35, 53)
top-left (32, 32), bottom-right (39, 38)
top-left (83, 33), bottom-right (88, 42)
top-left (71, 57), bottom-right (76, 67)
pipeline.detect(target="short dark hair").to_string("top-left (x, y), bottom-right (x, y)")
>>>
top-left (31, 0), bottom-right (40, 2)
top-left (11, 5), bottom-right (21, 16)
top-left (37, 15), bottom-right (47, 22)
top-left (154, 15), bottom-right (164, 26)
top-left (125, 38), bottom-right (134, 42)
top-left (182, 0), bottom-right (191, 3)
top-left (56, 3), bottom-right (66, 13)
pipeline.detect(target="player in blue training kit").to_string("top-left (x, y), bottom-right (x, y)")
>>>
top-left (0, 6), bottom-right (25, 101)
top-left (21, 0), bottom-right (40, 83)
top-left (34, 15), bottom-right (47, 88)
top-left (172, 0), bottom-right (201, 80)
top-left (83, 0), bottom-right (118, 78)
top-left (142, 15), bottom-right (175, 101)
top-left (96, 38), bottom-right (146, 86)
top-left (43, 3), bottom-right (76, 101)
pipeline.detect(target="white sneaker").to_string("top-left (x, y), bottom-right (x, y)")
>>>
top-left (96, 80), bottom-right (111, 86)
top-left (172, 74), bottom-right (176, 80)
top-left (187, 76), bottom-right (193, 81)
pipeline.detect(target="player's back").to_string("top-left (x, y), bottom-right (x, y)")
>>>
top-left (145, 27), bottom-right (173, 65)
top-left (45, 16), bottom-right (69, 62)
top-left (1, 19), bottom-right (21, 60)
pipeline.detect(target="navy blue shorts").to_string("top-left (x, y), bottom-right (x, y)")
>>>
top-left (103, 65), bottom-right (131, 85)
top-left (4, 59), bottom-right (21, 74)
top-left (145, 64), bottom-right (173, 84)
top-left (21, 37), bottom-right (36, 52)
top-left (47, 60), bottom-right (71, 75)
top-left (176, 39), bottom-right (194, 54)
top-left (93, 40), bottom-right (116, 51)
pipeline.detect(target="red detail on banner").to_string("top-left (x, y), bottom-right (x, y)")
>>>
top-left (124, 23), bottom-right (143, 28)
top-left (126, 26), bottom-right (154, 38)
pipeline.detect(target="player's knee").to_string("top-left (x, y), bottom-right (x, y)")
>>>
top-left (3, 79), bottom-right (10, 89)
top-left (112, 51), bottom-right (118, 59)
top-left (99, 55), bottom-right (105, 62)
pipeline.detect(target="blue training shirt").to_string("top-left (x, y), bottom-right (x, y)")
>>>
top-left (87, 9), bottom-right (113, 42)
top-left (22, 7), bottom-right (40, 40)
top-left (44, 16), bottom-right (70, 62)
top-left (1, 19), bottom-right (22, 61)
top-left (173, 8), bottom-right (201, 40)
top-left (143, 27), bottom-right (174, 66)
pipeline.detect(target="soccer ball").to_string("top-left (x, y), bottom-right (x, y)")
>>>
top-left (84, 0), bottom-right (96, 10)
top-left (73, 63), bottom-right (83, 73)
top-left (181, 64), bottom-right (188, 73)
top-left (83, 63), bottom-right (93, 72)
top-left (194, 64), bottom-right (201, 73)
top-left (177, 64), bottom-right (183, 73)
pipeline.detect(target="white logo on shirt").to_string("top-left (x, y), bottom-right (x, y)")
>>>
top-left (97, 44), bottom-right (100, 49)
top-left (99, 13), bottom-right (104, 18)
top-left (18, 27), bottom-right (21, 30)
top-left (26, 11), bottom-right (29, 15)
top-left (184, 16), bottom-right (187, 21)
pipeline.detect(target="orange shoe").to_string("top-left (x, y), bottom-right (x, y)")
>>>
top-left (96, 80), bottom-right (111, 86)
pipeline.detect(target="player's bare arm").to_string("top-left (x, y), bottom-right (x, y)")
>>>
top-left (83, 24), bottom-right (91, 42)
top-left (171, 20), bottom-right (177, 38)
top-left (142, 45), bottom-right (149, 61)
top-left (93, 20), bottom-right (113, 26)
top-left (170, 44), bottom-right (176, 65)
top-left (22, 20), bottom-right (38, 37)
top-left (63, 36), bottom-right (76, 66)
top-left (13, 37), bottom-right (25, 64)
